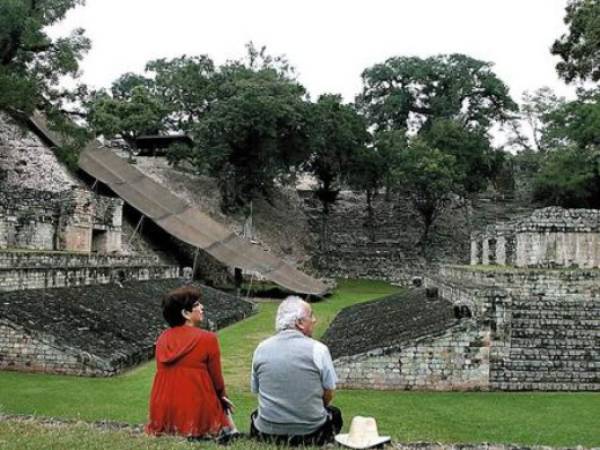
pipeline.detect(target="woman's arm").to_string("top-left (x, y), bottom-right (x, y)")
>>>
top-left (206, 334), bottom-right (226, 398)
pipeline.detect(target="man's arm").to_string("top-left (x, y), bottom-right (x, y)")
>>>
top-left (250, 348), bottom-right (260, 394)
top-left (323, 388), bottom-right (335, 406)
top-left (314, 342), bottom-right (338, 405)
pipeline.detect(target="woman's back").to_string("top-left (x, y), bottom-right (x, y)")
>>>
top-left (147, 326), bottom-right (229, 437)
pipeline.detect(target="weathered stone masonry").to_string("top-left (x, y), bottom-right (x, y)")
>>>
top-left (426, 272), bottom-right (599, 390)
top-left (427, 267), bottom-right (600, 391)
top-left (0, 250), bottom-right (180, 292)
top-left (334, 321), bottom-right (491, 391)
top-left (0, 279), bottom-right (255, 376)
top-left (471, 207), bottom-right (600, 268)
top-left (302, 190), bottom-right (534, 284)
top-left (324, 290), bottom-right (491, 391)
top-left (328, 208), bottom-right (599, 392)
top-left (0, 187), bottom-right (123, 253)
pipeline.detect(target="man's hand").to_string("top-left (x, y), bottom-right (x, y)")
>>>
top-left (323, 389), bottom-right (335, 406)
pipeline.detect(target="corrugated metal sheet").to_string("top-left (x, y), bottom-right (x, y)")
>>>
top-left (26, 113), bottom-right (328, 296)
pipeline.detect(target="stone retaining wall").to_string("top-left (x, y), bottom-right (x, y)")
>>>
top-left (302, 191), bottom-right (534, 284)
top-left (0, 279), bottom-right (255, 376)
top-left (0, 250), bottom-right (180, 291)
top-left (0, 187), bottom-right (123, 253)
top-left (335, 321), bottom-right (491, 390)
top-left (0, 320), bottom-right (118, 376)
top-left (437, 266), bottom-right (600, 298)
top-left (426, 268), bottom-right (600, 391)
top-left (490, 295), bottom-right (599, 391)
top-left (0, 112), bottom-right (80, 192)
top-left (471, 207), bottom-right (600, 268)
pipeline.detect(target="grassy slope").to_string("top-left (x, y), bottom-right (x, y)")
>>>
top-left (0, 279), bottom-right (598, 447)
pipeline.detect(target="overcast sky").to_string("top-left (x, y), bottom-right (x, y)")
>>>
top-left (50, 0), bottom-right (577, 104)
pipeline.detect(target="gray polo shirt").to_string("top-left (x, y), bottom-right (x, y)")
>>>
top-left (251, 329), bottom-right (337, 436)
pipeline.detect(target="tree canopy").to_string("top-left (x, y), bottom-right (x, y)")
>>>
top-left (357, 53), bottom-right (517, 133)
top-left (87, 85), bottom-right (166, 148)
top-left (552, 0), bottom-right (600, 83)
top-left (355, 54), bottom-right (516, 248)
top-left (304, 94), bottom-right (370, 214)
top-left (0, 0), bottom-right (90, 115)
top-left (531, 88), bottom-right (600, 207)
top-left (394, 138), bottom-right (459, 249)
top-left (191, 48), bottom-right (311, 211)
top-left (145, 55), bottom-right (216, 131)
top-left (422, 119), bottom-right (503, 194)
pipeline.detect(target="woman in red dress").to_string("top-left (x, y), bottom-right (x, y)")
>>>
top-left (146, 286), bottom-right (234, 439)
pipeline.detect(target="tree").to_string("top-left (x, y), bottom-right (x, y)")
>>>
top-left (394, 139), bottom-right (458, 253)
top-left (357, 54), bottom-right (515, 247)
top-left (145, 55), bottom-right (216, 131)
top-left (347, 146), bottom-right (387, 240)
top-left (110, 72), bottom-right (152, 100)
top-left (0, 0), bottom-right (90, 115)
top-left (552, 0), bottom-right (600, 83)
top-left (370, 129), bottom-right (407, 199)
top-left (511, 87), bottom-right (565, 152)
top-left (533, 145), bottom-right (600, 208)
top-left (192, 48), bottom-right (311, 212)
top-left (504, 88), bottom-right (566, 200)
top-left (87, 85), bottom-right (166, 149)
top-left (357, 54), bottom-right (517, 133)
top-left (422, 119), bottom-right (503, 194)
top-left (0, 0), bottom-right (91, 168)
top-left (304, 94), bottom-right (369, 247)
top-left (543, 88), bottom-right (600, 149)
top-left (531, 87), bottom-right (600, 207)
top-left (358, 53), bottom-right (515, 196)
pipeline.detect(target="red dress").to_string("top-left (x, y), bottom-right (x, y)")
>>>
top-left (146, 326), bottom-right (230, 437)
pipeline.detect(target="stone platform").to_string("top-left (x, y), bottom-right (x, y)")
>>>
top-left (0, 279), bottom-right (255, 376)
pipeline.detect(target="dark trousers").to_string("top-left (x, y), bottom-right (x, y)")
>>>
top-left (250, 406), bottom-right (343, 447)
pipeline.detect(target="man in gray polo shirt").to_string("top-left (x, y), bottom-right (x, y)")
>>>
top-left (250, 296), bottom-right (343, 446)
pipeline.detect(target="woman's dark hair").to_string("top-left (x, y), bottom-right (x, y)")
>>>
top-left (162, 286), bottom-right (202, 327)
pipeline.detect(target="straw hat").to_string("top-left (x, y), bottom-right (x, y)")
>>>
top-left (335, 416), bottom-right (391, 449)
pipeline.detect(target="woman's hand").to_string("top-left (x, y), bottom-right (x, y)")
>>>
top-left (221, 396), bottom-right (236, 414)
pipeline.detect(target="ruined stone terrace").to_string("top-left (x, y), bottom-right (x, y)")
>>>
top-left (0, 279), bottom-right (255, 376)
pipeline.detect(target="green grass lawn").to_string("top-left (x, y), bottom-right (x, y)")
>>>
top-left (0, 279), bottom-right (598, 448)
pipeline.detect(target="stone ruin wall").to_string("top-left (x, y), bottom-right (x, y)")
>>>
top-left (0, 187), bottom-right (123, 253)
top-left (0, 251), bottom-right (180, 292)
top-left (0, 280), bottom-right (255, 376)
top-left (335, 321), bottom-right (491, 391)
top-left (0, 113), bottom-right (124, 254)
top-left (0, 113), bottom-right (80, 192)
top-left (471, 207), bottom-right (600, 269)
top-left (0, 112), bottom-right (186, 290)
top-left (337, 267), bottom-right (599, 392)
top-left (302, 191), bottom-right (535, 285)
top-left (0, 188), bottom-right (58, 250)
top-left (0, 320), bottom-right (117, 376)
top-left (490, 294), bottom-right (599, 391)
top-left (424, 267), bottom-right (599, 391)
top-left (333, 206), bottom-right (600, 392)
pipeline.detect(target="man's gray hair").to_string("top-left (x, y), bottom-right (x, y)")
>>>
top-left (275, 296), bottom-right (308, 332)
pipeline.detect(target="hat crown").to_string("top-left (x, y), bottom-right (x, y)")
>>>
top-left (335, 415), bottom-right (390, 449)
top-left (348, 416), bottom-right (380, 441)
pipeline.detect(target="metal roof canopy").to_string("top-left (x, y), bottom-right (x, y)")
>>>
top-left (27, 113), bottom-right (328, 297)
top-left (135, 134), bottom-right (193, 148)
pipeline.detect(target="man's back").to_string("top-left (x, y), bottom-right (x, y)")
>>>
top-left (251, 329), bottom-right (336, 436)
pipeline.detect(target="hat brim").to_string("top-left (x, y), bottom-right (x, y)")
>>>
top-left (335, 433), bottom-right (391, 449)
